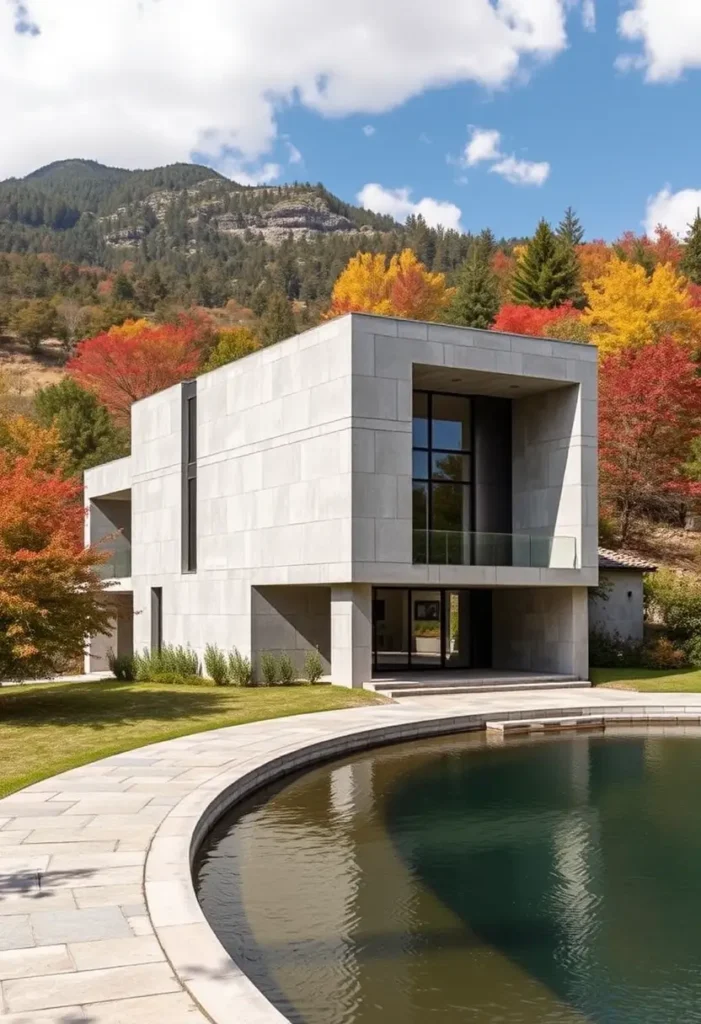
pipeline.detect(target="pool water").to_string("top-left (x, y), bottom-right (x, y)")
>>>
top-left (195, 730), bottom-right (701, 1024)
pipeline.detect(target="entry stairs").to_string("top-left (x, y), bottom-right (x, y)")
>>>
top-left (364, 671), bottom-right (592, 700)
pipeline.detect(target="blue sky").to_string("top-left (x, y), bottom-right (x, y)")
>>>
top-left (3, 0), bottom-right (701, 241)
top-left (273, 7), bottom-right (700, 241)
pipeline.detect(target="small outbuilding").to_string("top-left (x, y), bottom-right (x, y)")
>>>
top-left (589, 548), bottom-right (658, 642)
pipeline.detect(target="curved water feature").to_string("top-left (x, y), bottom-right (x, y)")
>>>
top-left (195, 729), bottom-right (701, 1024)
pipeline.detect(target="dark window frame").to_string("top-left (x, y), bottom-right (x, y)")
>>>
top-left (181, 380), bottom-right (197, 573)
top-left (151, 586), bottom-right (163, 653)
top-left (412, 390), bottom-right (475, 559)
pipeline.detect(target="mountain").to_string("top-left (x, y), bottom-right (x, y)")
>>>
top-left (0, 159), bottom-right (474, 313)
top-left (0, 159), bottom-right (397, 258)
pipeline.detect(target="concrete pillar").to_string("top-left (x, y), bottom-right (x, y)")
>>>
top-left (571, 586), bottom-right (590, 680)
top-left (331, 584), bottom-right (372, 688)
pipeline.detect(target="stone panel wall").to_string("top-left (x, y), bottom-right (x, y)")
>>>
top-left (492, 586), bottom-right (589, 678)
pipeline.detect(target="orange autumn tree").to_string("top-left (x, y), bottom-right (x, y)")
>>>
top-left (327, 249), bottom-right (454, 322)
top-left (67, 314), bottom-right (209, 425)
top-left (0, 444), bottom-right (111, 680)
top-left (577, 241), bottom-right (612, 286)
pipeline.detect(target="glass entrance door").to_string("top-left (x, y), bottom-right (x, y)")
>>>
top-left (410, 590), bottom-right (442, 669)
top-left (444, 590), bottom-right (471, 668)
top-left (372, 588), bottom-right (480, 671)
top-left (373, 589), bottom-right (409, 670)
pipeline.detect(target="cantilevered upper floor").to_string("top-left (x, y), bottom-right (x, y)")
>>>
top-left (84, 312), bottom-right (598, 589)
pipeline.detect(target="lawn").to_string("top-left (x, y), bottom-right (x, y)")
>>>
top-left (0, 680), bottom-right (385, 798)
top-left (591, 667), bottom-right (701, 692)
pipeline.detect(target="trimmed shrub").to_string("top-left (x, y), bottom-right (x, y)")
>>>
top-left (278, 653), bottom-right (296, 685)
top-left (259, 652), bottom-right (279, 686)
top-left (204, 643), bottom-right (229, 685)
top-left (149, 671), bottom-right (212, 686)
top-left (686, 635), bottom-right (701, 668)
top-left (134, 644), bottom-right (201, 681)
top-left (641, 637), bottom-right (687, 670)
top-left (303, 647), bottom-right (325, 684)
top-left (228, 648), bottom-right (253, 686)
top-left (589, 627), bottom-right (642, 669)
top-left (107, 649), bottom-right (136, 681)
top-left (645, 570), bottom-right (701, 643)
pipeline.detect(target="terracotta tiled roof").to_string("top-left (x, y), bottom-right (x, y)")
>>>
top-left (598, 547), bottom-right (657, 572)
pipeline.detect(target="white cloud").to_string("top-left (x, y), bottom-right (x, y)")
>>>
top-left (286, 142), bottom-right (303, 165)
top-left (459, 126), bottom-right (550, 186)
top-left (357, 184), bottom-right (462, 231)
top-left (214, 158), bottom-right (281, 186)
top-left (618, 1), bottom-right (701, 81)
top-left (362, 125), bottom-right (376, 137)
top-left (644, 186), bottom-right (701, 238)
top-left (0, 0), bottom-right (578, 178)
top-left (581, 0), bottom-right (596, 31)
top-left (418, 132), bottom-right (431, 144)
top-left (490, 155), bottom-right (550, 186)
top-left (464, 128), bottom-right (502, 166)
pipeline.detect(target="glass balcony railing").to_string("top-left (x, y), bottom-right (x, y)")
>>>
top-left (412, 530), bottom-right (577, 569)
top-left (95, 549), bottom-right (132, 579)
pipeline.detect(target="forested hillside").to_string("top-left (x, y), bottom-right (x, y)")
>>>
top-left (0, 159), bottom-right (481, 314)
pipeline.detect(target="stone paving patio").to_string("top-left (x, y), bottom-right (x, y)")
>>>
top-left (1, 686), bottom-right (700, 1023)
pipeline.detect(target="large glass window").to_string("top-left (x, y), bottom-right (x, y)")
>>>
top-left (412, 391), bottom-right (472, 563)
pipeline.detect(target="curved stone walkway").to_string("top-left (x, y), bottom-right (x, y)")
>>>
top-left (1, 687), bottom-right (700, 1023)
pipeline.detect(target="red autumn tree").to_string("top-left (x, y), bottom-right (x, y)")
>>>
top-left (599, 336), bottom-right (701, 544)
top-left (492, 301), bottom-right (581, 337)
top-left (650, 225), bottom-right (683, 268)
top-left (687, 282), bottom-right (701, 308)
top-left (67, 314), bottom-right (208, 425)
top-left (491, 250), bottom-right (517, 301)
top-left (0, 451), bottom-right (112, 679)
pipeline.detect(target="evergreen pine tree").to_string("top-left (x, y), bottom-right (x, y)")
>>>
top-left (681, 209), bottom-right (701, 285)
top-left (510, 220), bottom-right (579, 308)
top-left (34, 378), bottom-right (128, 474)
top-left (557, 207), bottom-right (585, 246)
top-left (112, 272), bottom-right (135, 301)
top-left (259, 290), bottom-right (297, 346)
top-left (445, 233), bottom-right (499, 329)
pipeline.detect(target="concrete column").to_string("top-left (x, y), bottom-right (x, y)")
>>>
top-left (331, 584), bottom-right (372, 688)
top-left (571, 586), bottom-right (589, 680)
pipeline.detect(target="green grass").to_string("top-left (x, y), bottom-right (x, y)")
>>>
top-left (591, 667), bottom-right (701, 692)
top-left (0, 680), bottom-right (385, 798)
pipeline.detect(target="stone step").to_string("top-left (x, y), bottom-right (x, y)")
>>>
top-left (369, 674), bottom-right (579, 693)
top-left (487, 712), bottom-right (701, 736)
top-left (374, 680), bottom-right (592, 699)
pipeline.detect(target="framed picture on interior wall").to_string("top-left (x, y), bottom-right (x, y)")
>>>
top-left (415, 600), bottom-right (439, 621)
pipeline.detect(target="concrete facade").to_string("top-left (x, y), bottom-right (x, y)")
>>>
top-left (84, 313), bottom-right (598, 683)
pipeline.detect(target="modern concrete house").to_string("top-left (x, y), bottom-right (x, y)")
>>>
top-left (84, 312), bottom-right (598, 687)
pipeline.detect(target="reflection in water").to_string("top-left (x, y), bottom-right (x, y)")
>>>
top-left (195, 730), bottom-right (701, 1024)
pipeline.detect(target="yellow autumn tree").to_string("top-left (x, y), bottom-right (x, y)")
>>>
top-left (583, 258), bottom-right (701, 353)
top-left (107, 318), bottom-right (151, 339)
top-left (326, 249), bottom-right (453, 322)
top-left (0, 415), bottom-right (66, 473)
